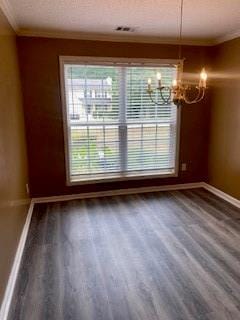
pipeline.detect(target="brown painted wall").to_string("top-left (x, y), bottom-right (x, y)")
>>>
top-left (0, 10), bottom-right (29, 304)
top-left (208, 38), bottom-right (240, 199)
top-left (17, 36), bottom-right (211, 197)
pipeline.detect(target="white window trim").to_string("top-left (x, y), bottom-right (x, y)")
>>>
top-left (59, 56), bottom-right (182, 186)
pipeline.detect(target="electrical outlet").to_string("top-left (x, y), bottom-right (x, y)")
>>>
top-left (181, 163), bottom-right (187, 171)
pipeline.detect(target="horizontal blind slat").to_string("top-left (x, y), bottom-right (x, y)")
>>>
top-left (64, 64), bottom-right (178, 180)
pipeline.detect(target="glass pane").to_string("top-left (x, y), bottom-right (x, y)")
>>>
top-left (126, 66), bottom-right (177, 122)
top-left (127, 124), bottom-right (175, 171)
top-left (65, 65), bottom-right (120, 123)
top-left (70, 125), bottom-right (120, 175)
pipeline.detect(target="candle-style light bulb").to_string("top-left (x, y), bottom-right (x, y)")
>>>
top-left (147, 78), bottom-right (152, 91)
top-left (156, 72), bottom-right (161, 80)
top-left (106, 76), bottom-right (112, 85)
top-left (200, 68), bottom-right (207, 88)
top-left (172, 79), bottom-right (177, 87)
top-left (156, 72), bottom-right (162, 88)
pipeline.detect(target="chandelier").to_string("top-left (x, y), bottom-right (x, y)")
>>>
top-left (147, 0), bottom-right (208, 106)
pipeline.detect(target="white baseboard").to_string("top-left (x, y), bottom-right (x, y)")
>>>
top-left (1, 181), bottom-right (239, 320)
top-left (202, 182), bottom-right (240, 209)
top-left (0, 200), bottom-right (34, 320)
top-left (33, 182), bottom-right (204, 203)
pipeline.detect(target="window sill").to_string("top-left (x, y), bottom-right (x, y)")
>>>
top-left (67, 169), bottom-right (178, 186)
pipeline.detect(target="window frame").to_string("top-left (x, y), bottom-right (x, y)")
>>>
top-left (59, 56), bottom-right (182, 186)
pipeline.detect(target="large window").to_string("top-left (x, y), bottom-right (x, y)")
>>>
top-left (60, 57), bottom-right (180, 184)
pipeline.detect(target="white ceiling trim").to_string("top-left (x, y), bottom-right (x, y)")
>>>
top-left (17, 29), bottom-right (214, 46)
top-left (0, 0), bottom-right (18, 31)
top-left (215, 29), bottom-right (240, 45)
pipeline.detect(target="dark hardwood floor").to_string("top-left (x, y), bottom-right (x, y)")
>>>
top-left (8, 188), bottom-right (240, 320)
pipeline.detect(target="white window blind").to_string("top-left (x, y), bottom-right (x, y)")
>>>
top-left (62, 60), bottom-right (179, 183)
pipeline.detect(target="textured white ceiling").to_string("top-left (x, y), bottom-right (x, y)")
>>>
top-left (5, 0), bottom-right (240, 44)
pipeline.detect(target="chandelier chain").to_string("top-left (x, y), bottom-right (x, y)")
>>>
top-left (179, 0), bottom-right (184, 61)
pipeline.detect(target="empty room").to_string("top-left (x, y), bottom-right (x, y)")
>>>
top-left (0, 0), bottom-right (240, 319)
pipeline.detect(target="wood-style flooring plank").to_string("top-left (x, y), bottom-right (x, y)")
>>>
top-left (8, 188), bottom-right (240, 320)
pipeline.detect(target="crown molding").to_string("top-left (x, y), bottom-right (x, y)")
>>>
top-left (214, 29), bottom-right (240, 45)
top-left (17, 28), bottom-right (240, 46)
top-left (17, 29), bottom-right (215, 46)
top-left (15, 28), bottom-right (240, 47)
top-left (0, 0), bottom-right (18, 31)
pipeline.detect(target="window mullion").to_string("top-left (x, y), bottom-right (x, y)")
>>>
top-left (119, 67), bottom-right (127, 173)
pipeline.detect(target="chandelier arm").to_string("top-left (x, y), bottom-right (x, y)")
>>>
top-left (147, 88), bottom-right (171, 106)
top-left (193, 87), bottom-right (206, 103)
top-left (194, 89), bottom-right (206, 104)
top-left (159, 87), bottom-right (172, 104)
top-left (193, 87), bottom-right (205, 102)
top-left (183, 87), bottom-right (206, 105)
top-left (147, 91), bottom-right (165, 106)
